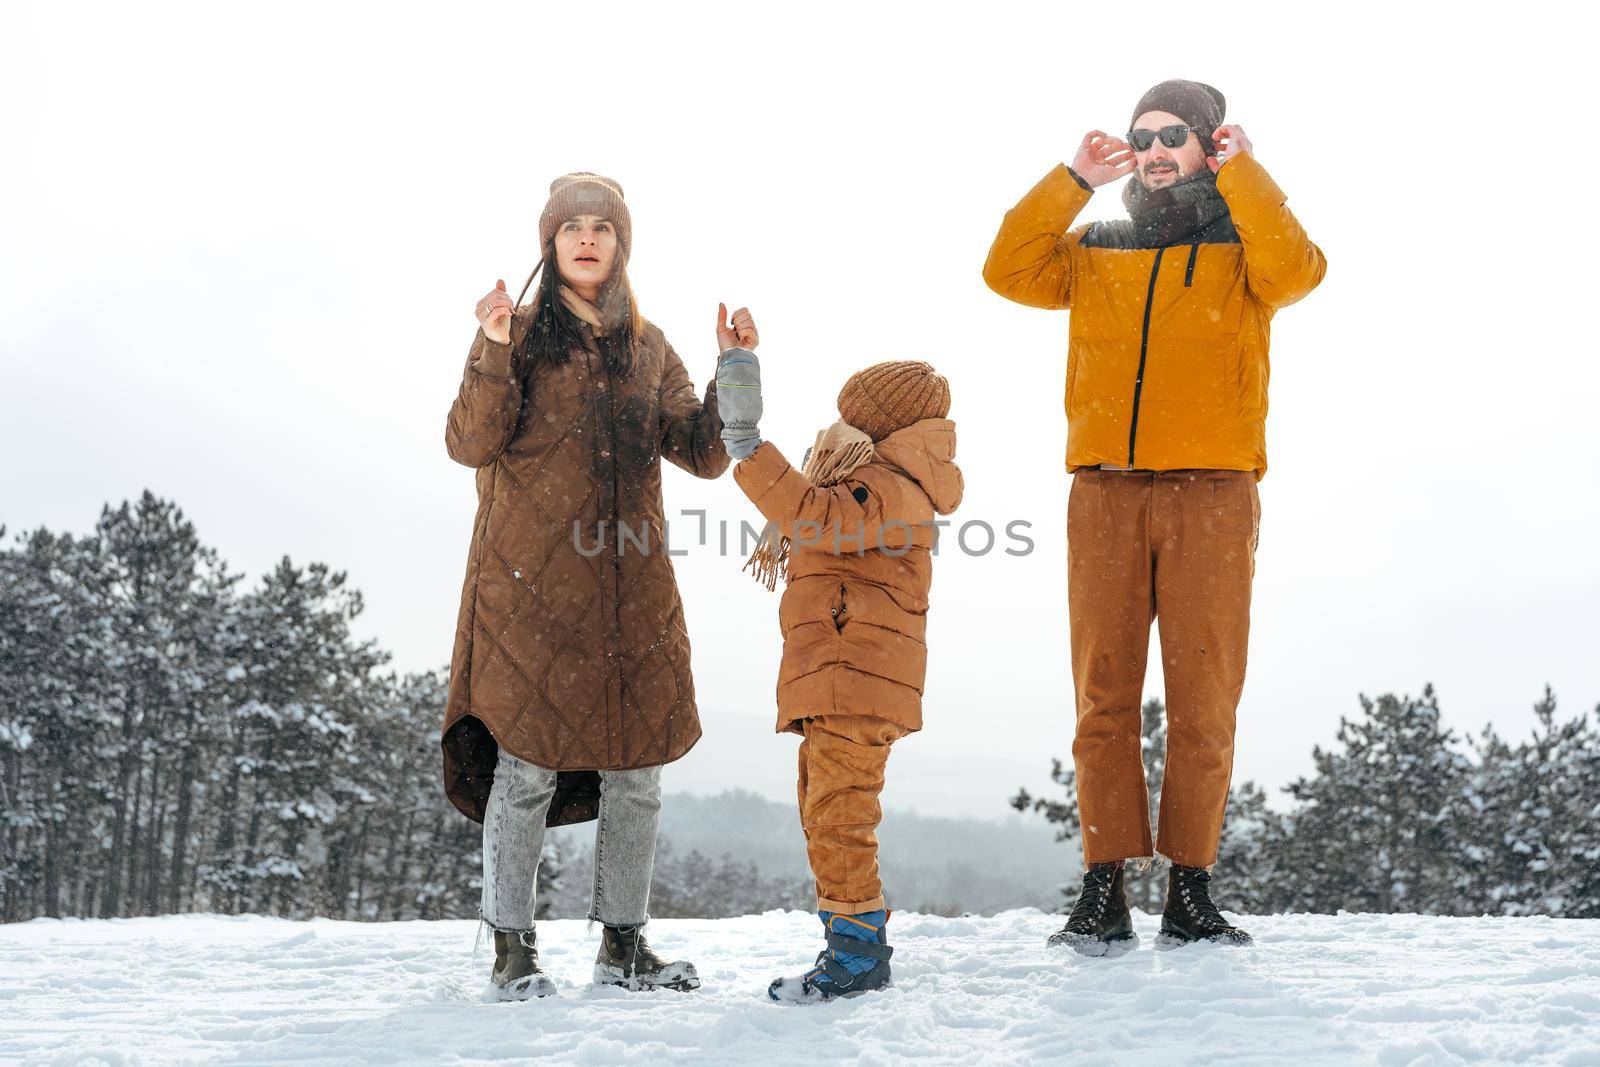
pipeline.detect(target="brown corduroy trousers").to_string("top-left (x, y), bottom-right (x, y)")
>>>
top-left (1068, 468), bottom-right (1260, 868)
top-left (796, 715), bottom-right (910, 913)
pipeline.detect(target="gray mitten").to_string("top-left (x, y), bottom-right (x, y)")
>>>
top-left (715, 347), bottom-right (763, 460)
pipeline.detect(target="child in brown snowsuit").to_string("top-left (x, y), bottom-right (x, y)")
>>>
top-left (716, 352), bottom-right (963, 1002)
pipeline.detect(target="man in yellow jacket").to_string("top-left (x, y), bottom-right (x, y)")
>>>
top-left (983, 79), bottom-right (1325, 954)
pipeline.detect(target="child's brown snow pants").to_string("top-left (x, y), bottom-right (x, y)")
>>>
top-left (796, 714), bottom-right (909, 913)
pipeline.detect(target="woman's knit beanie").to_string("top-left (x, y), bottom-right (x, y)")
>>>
top-left (538, 172), bottom-right (631, 257)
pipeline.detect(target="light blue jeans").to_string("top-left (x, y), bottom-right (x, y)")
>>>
top-left (480, 748), bottom-right (662, 930)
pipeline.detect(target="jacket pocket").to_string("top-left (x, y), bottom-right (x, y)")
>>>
top-left (1201, 473), bottom-right (1259, 546)
top-left (1143, 336), bottom-right (1228, 407)
top-left (1235, 343), bottom-right (1267, 419)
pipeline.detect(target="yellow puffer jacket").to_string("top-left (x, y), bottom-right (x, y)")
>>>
top-left (982, 154), bottom-right (1325, 479)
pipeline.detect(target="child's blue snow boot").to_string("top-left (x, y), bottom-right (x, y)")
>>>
top-left (767, 909), bottom-right (893, 1004)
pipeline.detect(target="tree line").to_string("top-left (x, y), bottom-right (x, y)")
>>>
top-left (0, 493), bottom-right (488, 922)
top-left (0, 493), bottom-right (824, 925)
top-left (5, 492), bottom-right (1594, 923)
top-left (1013, 688), bottom-right (1600, 917)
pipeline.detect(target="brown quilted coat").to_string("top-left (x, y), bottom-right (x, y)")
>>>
top-left (732, 419), bottom-right (964, 735)
top-left (441, 308), bottom-right (728, 825)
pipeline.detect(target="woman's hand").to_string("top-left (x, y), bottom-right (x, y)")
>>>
top-left (475, 279), bottom-right (514, 345)
top-left (716, 303), bottom-right (759, 351)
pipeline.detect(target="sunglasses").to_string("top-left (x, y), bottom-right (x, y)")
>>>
top-left (1125, 125), bottom-right (1205, 152)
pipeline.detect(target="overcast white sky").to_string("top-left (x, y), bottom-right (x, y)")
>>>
top-left (4, 2), bottom-right (1597, 822)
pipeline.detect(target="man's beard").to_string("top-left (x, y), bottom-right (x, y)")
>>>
top-left (1140, 162), bottom-right (1184, 189)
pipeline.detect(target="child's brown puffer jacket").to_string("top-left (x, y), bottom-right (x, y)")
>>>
top-left (732, 418), bottom-right (963, 735)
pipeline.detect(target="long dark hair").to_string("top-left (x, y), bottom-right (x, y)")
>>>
top-left (512, 238), bottom-right (641, 379)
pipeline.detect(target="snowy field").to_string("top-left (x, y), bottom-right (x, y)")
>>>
top-left (2, 909), bottom-right (1597, 1066)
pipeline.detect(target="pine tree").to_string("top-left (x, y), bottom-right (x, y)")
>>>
top-left (1214, 781), bottom-right (1292, 914)
top-left (0, 525), bottom-right (94, 919)
top-left (1565, 706), bottom-right (1600, 918)
top-left (208, 558), bottom-right (385, 915)
top-left (1279, 686), bottom-right (1471, 914)
top-left (1468, 689), bottom-right (1600, 916)
top-left (91, 493), bottom-right (238, 917)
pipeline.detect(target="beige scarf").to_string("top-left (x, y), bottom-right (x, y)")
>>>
top-left (559, 286), bottom-right (607, 335)
top-left (743, 419), bottom-right (876, 591)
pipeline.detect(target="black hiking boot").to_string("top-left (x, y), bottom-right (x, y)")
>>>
top-left (490, 927), bottom-right (558, 1000)
top-left (1158, 864), bottom-right (1253, 947)
top-left (593, 923), bottom-right (700, 992)
top-left (1047, 861), bottom-right (1138, 957)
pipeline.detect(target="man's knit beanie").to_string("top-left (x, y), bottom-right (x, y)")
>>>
top-left (1130, 79), bottom-right (1226, 152)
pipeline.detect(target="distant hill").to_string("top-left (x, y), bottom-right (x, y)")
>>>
top-left (549, 789), bottom-right (1073, 916)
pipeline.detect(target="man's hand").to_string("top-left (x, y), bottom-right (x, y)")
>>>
top-left (717, 303), bottom-right (759, 351)
top-left (475, 280), bottom-right (513, 345)
top-left (1070, 131), bottom-right (1137, 188)
top-left (1207, 125), bottom-right (1254, 173)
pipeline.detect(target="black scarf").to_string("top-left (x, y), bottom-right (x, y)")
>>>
top-left (1084, 169), bottom-right (1238, 250)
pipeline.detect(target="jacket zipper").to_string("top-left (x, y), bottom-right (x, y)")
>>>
top-left (1127, 246), bottom-right (1166, 468)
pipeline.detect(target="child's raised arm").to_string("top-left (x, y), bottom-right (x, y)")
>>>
top-left (733, 443), bottom-right (918, 553)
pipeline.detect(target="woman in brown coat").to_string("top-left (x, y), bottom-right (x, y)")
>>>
top-left (441, 173), bottom-right (756, 999)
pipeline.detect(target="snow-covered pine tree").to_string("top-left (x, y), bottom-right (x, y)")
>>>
top-left (1460, 721), bottom-right (1514, 911)
top-left (201, 557), bottom-right (386, 917)
top-left (86, 495), bottom-right (238, 919)
top-left (1468, 688), bottom-right (1600, 916)
top-left (380, 668), bottom-right (495, 921)
top-left (1278, 685), bottom-right (1472, 914)
top-left (0, 525), bottom-right (110, 920)
top-left (1567, 705), bottom-right (1600, 918)
top-left (340, 670), bottom-right (431, 919)
top-left (1213, 781), bottom-right (1293, 914)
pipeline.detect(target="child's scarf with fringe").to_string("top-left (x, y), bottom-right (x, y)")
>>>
top-left (743, 420), bottom-right (876, 591)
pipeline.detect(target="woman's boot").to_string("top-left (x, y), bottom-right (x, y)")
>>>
top-left (593, 923), bottom-right (700, 992)
top-left (491, 927), bottom-right (558, 1000)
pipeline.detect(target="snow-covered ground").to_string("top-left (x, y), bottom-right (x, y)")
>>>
top-left (2, 909), bottom-right (1596, 1066)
